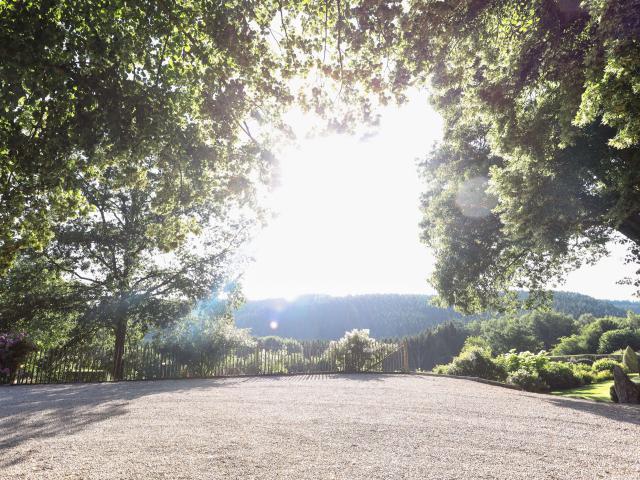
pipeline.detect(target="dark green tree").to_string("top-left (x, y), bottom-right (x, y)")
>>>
top-left (0, 0), bottom-right (298, 272)
top-left (408, 0), bottom-right (640, 311)
top-left (40, 157), bottom-right (256, 379)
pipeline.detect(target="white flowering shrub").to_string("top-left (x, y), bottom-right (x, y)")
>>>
top-left (330, 329), bottom-right (379, 373)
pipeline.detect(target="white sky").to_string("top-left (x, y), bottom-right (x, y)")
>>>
top-left (240, 90), bottom-right (638, 302)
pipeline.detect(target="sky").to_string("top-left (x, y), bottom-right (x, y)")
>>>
top-left (240, 90), bottom-right (638, 302)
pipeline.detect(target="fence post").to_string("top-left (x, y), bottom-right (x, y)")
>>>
top-left (402, 340), bottom-right (410, 373)
top-left (255, 342), bottom-right (261, 375)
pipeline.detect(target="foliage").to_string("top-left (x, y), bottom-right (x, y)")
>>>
top-left (0, 0), bottom-right (309, 272)
top-left (592, 358), bottom-right (627, 374)
top-left (433, 344), bottom-right (507, 382)
top-left (597, 328), bottom-right (640, 353)
top-left (0, 332), bottom-right (35, 380)
top-left (405, 321), bottom-right (470, 372)
top-left (551, 316), bottom-right (637, 355)
top-left (401, 0), bottom-right (640, 312)
top-left (329, 329), bottom-right (380, 373)
top-left (152, 291), bottom-right (254, 376)
top-left (506, 369), bottom-right (548, 393)
top-left (435, 348), bottom-right (603, 392)
top-left (257, 336), bottom-right (303, 354)
top-left (622, 345), bottom-right (639, 373)
top-left (0, 255), bottom-right (86, 349)
top-left (469, 310), bottom-right (576, 354)
top-left (469, 316), bottom-right (542, 354)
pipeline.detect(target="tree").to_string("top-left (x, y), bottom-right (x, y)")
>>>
top-left (409, 0), bottom-right (640, 312)
top-left (0, 253), bottom-right (86, 349)
top-left (0, 0), bottom-right (297, 273)
top-left (38, 155), bottom-right (257, 379)
top-left (523, 311), bottom-right (577, 350)
top-left (471, 316), bottom-right (543, 354)
top-left (598, 328), bottom-right (640, 353)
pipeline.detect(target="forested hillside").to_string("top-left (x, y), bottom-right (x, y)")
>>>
top-left (234, 292), bottom-right (636, 340)
top-left (234, 294), bottom-right (461, 339)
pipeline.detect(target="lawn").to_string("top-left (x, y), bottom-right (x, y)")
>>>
top-left (552, 374), bottom-right (640, 403)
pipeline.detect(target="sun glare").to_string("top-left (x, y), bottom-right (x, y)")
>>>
top-left (241, 92), bottom-right (638, 302)
top-left (241, 90), bottom-right (443, 300)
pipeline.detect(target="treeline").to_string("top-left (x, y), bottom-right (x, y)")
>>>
top-left (234, 294), bottom-right (462, 339)
top-left (235, 292), bottom-right (635, 340)
top-left (406, 310), bottom-right (640, 372)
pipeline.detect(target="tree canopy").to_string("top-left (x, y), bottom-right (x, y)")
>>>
top-left (407, 0), bottom-right (640, 311)
top-left (0, 0), bottom-right (297, 272)
top-left (2, 0), bottom-right (640, 353)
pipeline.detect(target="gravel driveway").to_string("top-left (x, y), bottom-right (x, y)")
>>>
top-left (1, 374), bottom-right (639, 479)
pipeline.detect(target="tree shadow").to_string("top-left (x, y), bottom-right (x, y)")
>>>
top-left (0, 372), bottom-right (390, 464)
top-left (539, 394), bottom-right (640, 426)
top-left (0, 378), bottom-right (239, 467)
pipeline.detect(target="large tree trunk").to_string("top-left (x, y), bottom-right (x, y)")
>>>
top-left (112, 317), bottom-right (127, 381)
top-left (618, 212), bottom-right (640, 246)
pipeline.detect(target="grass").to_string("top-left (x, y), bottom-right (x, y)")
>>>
top-left (552, 373), bottom-right (639, 403)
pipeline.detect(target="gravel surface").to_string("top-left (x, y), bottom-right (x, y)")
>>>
top-left (1, 374), bottom-right (639, 479)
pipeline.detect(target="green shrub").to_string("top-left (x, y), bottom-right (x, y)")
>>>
top-left (539, 362), bottom-right (583, 390)
top-left (595, 370), bottom-right (614, 382)
top-left (258, 336), bottom-right (303, 354)
top-left (570, 362), bottom-right (595, 385)
top-left (433, 346), bottom-right (507, 381)
top-left (551, 334), bottom-right (588, 355)
top-left (507, 368), bottom-right (549, 392)
top-left (597, 328), bottom-right (640, 354)
top-left (496, 350), bottom-right (549, 374)
top-left (622, 346), bottom-right (639, 373)
top-left (592, 358), bottom-right (626, 373)
top-left (330, 329), bottom-right (380, 373)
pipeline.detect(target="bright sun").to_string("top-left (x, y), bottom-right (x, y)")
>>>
top-left (240, 91), bottom-right (638, 302)
top-left (240, 90), bottom-right (443, 301)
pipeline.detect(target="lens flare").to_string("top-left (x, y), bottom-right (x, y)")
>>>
top-left (454, 176), bottom-right (497, 218)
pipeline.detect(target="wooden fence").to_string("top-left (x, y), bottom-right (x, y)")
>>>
top-left (2, 339), bottom-right (409, 385)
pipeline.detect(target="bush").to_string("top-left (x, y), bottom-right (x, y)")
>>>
top-left (433, 346), bottom-right (507, 381)
top-left (330, 329), bottom-right (380, 373)
top-left (507, 368), bottom-right (548, 392)
top-left (539, 362), bottom-right (583, 390)
top-left (0, 332), bottom-right (36, 382)
top-left (496, 350), bottom-right (549, 374)
top-left (569, 362), bottom-right (596, 385)
top-left (258, 336), bottom-right (303, 354)
top-left (592, 358), bottom-right (626, 373)
top-left (495, 351), bottom-right (595, 391)
top-left (622, 346), bottom-right (639, 373)
top-left (597, 328), bottom-right (640, 354)
top-left (551, 334), bottom-right (588, 355)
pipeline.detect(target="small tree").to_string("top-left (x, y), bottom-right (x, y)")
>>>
top-left (623, 346), bottom-right (639, 374)
top-left (598, 329), bottom-right (640, 354)
top-left (331, 329), bottom-right (379, 373)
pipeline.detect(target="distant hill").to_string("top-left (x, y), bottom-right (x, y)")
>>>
top-left (234, 294), bottom-right (461, 339)
top-left (548, 291), bottom-right (627, 318)
top-left (234, 292), bottom-right (639, 340)
top-left (610, 300), bottom-right (640, 314)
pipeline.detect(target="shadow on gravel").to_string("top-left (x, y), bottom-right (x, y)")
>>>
top-left (0, 378), bottom-right (235, 467)
top-left (541, 396), bottom-right (640, 426)
top-left (0, 372), bottom-right (390, 465)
